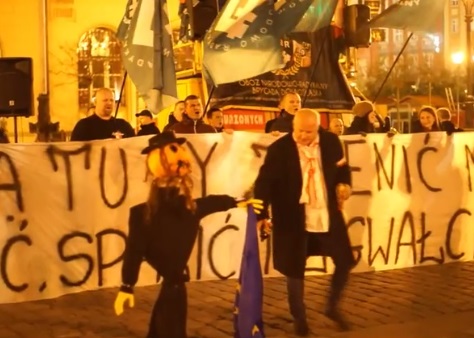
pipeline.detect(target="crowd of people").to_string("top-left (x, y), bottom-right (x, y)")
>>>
top-left (266, 92), bottom-right (464, 137)
top-left (69, 88), bottom-right (224, 142)
top-left (0, 88), bottom-right (464, 144)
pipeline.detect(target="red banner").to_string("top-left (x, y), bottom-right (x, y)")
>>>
top-left (223, 110), bottom-right (266, 130)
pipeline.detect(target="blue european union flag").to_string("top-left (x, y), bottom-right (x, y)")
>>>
top-left (233, 206), bottom-right (265, 338)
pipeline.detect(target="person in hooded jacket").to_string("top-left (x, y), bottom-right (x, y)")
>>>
top-left (169, 95), bottom-right (216, 134)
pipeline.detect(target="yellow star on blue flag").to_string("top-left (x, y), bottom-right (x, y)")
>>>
top-left (252, 325), bottom-right (260, 335)
top-left (233, 205), bottom-right (265, 338)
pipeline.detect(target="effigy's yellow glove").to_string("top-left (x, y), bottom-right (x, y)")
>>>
top-left (237, 198), bottom-right (264, 214)
top-left (114, 291), bottom-right (135, 316)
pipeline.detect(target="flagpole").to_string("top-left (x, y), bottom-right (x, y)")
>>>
top-left (302, 29), bottom-right (330, 107)
top-left (372, 32), bottom-right (413, 103)
top-left (202, 0), bottom-right (220, 114)
top-left (114, 71), bottom-right (128, 118)
top-left (204, 85), bottom-right (215, 112)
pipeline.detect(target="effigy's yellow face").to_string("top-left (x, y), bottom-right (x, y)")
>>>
top-left (146, 142), bottom-right (192, 178)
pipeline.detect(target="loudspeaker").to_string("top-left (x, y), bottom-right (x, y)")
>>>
top-left (343, 4), bottom-right (371, 48)
top-left (0, 57), bottom-right (34, 117)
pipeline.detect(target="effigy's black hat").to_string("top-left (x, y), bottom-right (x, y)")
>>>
top-left (141, 131), bottom-right (186, 154)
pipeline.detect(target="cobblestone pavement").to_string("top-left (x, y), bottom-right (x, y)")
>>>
top-left (0, 262), bottom-right (473, 338)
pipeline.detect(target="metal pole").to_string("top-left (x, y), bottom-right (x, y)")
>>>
top-left (203, 85), bottom-right (215, 113)
top-left (114, 71), bottom-right (128, 118)
top-left (457, 68), bottom-right (461, 126)
top-left (372, 32), bottom-right (413, 103)
top-left (428, 72), bottom-right (432, 106)
top-left (396, 85), bottom-right (401, 132)
top-left (41, 0), bottom-right (49, 93)
top-left (467, 22), bottom-right (472, 96)
top-left (463, 0), bottom-right (474, 128)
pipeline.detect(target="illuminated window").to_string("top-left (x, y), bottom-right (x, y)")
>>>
top-left (452, 18), bottom-right (459, 33)
top-left (393, 30), bottom-right (404, 43)
top-left (76, 27), bottom-right (125, 109)
top-left (451, 0), bottom-right (458, 6)
top-left (424, 53), bottom-right (434, 67)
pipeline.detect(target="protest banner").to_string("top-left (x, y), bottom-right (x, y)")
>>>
top-left (0, 132), bottom-right (473, 304)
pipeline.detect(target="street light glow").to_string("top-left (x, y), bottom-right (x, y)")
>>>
top-left (452, 52), bottom-right (465, 65)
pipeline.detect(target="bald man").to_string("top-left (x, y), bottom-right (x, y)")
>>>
top-left (71, 88), bottom-right (135, 141)
top-left (254, 109), bottom-right (354, 335)
top-left (328, 118), bottom-right (344, 136)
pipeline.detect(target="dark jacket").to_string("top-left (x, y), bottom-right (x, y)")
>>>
top-left (163, 115), bottom-right (179, 132)
top-left (170, 115), bottom-right (216, 134)
top-left (0, 128), bottom-right (9, 143)
top-left (345, 113), bottom-right (387, 135)
top-left (440, 120), bottom-right (463, 135)
top-left (137, 123), bottom-right (160, 136)
top-left (253, 130), bottom-right (353, 278)
top-left (70, 114), bottom-right (135, 141)
top-left (269, 110), bottom-right (293, 133)
top-left (264, 119), bottom-right (276, 133)
top-left (121, 189), bottom-right (237, 289)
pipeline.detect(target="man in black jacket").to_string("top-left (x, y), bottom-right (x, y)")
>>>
top-left (136, 109), bottom-right (160, 136)
top-left (254, 109), bottom-right (354, 336)
top-left (268, 92), bottom-right (301, 133)
top-left (169, 95), bottom-right (216, 133)
top-left (70, 88), bottom-right (135, 141)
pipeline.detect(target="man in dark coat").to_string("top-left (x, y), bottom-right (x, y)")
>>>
top-left (268, 92), bottom-right (301, 133)
top-left (169, 95), bottom-right (216, 133)
top-left (136, 109), bottom-right (160, 136)
top-left (254, 109), bottom-right (354, 336)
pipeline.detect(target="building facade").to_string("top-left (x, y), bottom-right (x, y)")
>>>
top-left (0, 0), bottom-right (195, 139)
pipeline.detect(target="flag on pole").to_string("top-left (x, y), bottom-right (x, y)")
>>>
top-left (203, 0), bottom-right (283, 86)
top-left (292, 0), bottom-right (339, 32)
top-left (368, 0), bottom-right (445, 34)
top-left (233, 205), bottom-right (265, 338)
top-left (203, 0), bottom-right (339, 85)
top-left (117, 0), bottom-right (178, 114)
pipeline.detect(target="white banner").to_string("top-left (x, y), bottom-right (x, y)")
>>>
top-left (0, 131), bottom-right (473, 304)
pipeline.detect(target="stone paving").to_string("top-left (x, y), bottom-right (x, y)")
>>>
top-left (0, 262), bottom-right (474, 338)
